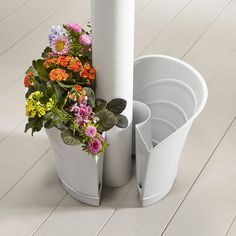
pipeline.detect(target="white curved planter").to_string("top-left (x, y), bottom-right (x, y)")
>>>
top-left (133, 55), bottom-right (208, 207)
top-left (45, 127), bottom-right (103, 206)
top-left (91, 0), bottom-right (135, 187)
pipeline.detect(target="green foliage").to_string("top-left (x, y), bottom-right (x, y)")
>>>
top-left (106, 98), bottom-right (127, 116)
top-left (32, 59), bottom-right (48, 82)
top-left (61, 129), bottom-right (81, 146)
top-left (96, 110), bottom-right (118, 132)
top-left (94, 98), bottom-right (107, 113)
top-left (116, 114), bottom-right (128, 129)
top-left (41, 46), bottom-right (52, 58)
top-left (25, 118), bottom-right (43, 136)
top-left (48, 81), bottom-right (66, 108)
top-left (84, 87), bottom-right (95, 108)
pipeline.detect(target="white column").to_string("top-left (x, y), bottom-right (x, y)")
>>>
top-left (91, 0), bottom-right (135, 187)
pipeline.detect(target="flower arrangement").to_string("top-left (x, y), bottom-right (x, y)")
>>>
top-left (24, 23), bottom-right (128, 156)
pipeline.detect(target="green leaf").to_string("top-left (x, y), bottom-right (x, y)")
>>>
top-left (44, 120), bottom-right (55, 129)
top-left (41, 46), bottom-right (52, 58)
top-left (96, 110), bottom-right (117, 131)
top-left (48, 81), bottom-right (66, 107)
top-left (57, 81), bottom-right (75, 89)
top-left (116, 114), bottom-right (128, 129)
top-left (46, 81), bottom-right (55, 97)
top-left (106, 98), bottom-right (127, 116)
top-left (94, 99), bottom-right (107, 113)
top-left (33, 59), bottom-right (48, 82)
top-left (26, 66), bottom-right (38, 77)
top-left (61, 129), bottom-right (81, 146)
top-left (25, 118), bottom-right (43, 135)
top-left (25, 86), bottom-right (36, 98)
top-left (84, 87), bottom-right (95, 108)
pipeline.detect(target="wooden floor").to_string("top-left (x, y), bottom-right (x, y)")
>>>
top-left (0, 0), bottom-right (236, 235)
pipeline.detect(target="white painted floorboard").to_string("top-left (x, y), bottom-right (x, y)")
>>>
top-left (1, 0), bottom-right (236, 235)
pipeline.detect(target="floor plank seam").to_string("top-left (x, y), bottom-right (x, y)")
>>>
top-left (0, 147), bottom-right (51, 202)
top-left (0, 119), bottom-right (26, 144)
top-left (0, 0), bottom-right (32, 24)
top-left (138, 0), bottom-right (194, 57)
top-left (96, 182), bottom-right (135, 235)
top-left (182, 0), bottom-right (233, 60)
top-left (31, 192), bottom-right (68, 236)
top-left (160, 115), bottom-right (236, 236)
top-left (225, 214), bottom-right (236, 236)
top-left (207, 46), bottom-right (236, 86)
top-left (135, 0), bottom-right (155, 15)
top-left (0, 0), bottom-right (73, 57)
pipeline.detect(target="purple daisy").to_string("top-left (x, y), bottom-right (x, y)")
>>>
top-left (66, 23), bottom-right (82, 33)
top-left (48, 25), bottom-right (64, 44)
top-left (87, 138), bottom-right (102, 155)
top-left (85, 126), bottom-right (97, 138)
top-left (51, 35), bottom-right (70, 55)
top-left (79, 34), bottom-right (92, 46)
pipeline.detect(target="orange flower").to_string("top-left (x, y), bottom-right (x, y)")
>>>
top-left (88, 67), bottom-right (96, 80)
top-left (80, 63), bottom-right (96, 81)
top-left (67, 58), bottom-right (82, 72)
top-left (57, 56), bottom-right (69, 67)
top-left (74, 85), bottom-right (82, 92)
top-left (80, 68), bottom-right (89, 78)
top-left (23, 71), bottom-right (33, 87)
top-left (49, 68), bottom-right (69, 81)
top-left (84, 63), bottom-right (91, 70)
top-left (68, 92), bottom-right (76, 101)
top-left (43, 58), bottom-right (58, 68)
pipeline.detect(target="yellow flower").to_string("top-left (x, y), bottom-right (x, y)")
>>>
top-left (25, 91), bottom-right (54, 118)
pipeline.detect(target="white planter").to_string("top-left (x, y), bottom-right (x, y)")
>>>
top-left (91, 0), bottom-right (135, 187)
top-left (133, 55), bottom-right (208, 207)
top-left (45, 127), bottom-right (103, 206)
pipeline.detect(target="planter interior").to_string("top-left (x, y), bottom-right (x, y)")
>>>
top-left (133, 55), bottom-right (208, 207)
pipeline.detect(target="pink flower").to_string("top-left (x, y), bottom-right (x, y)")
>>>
top-left (51, 35), bottom-right (70, 55)
top-left (98, 133), bottom-right (105, 141)
top-left (66, 23), bottom-right (82, 33)
top-left (85, 126), bottom-right (97, 138)
top-left (79, 34), bottom-right (92, 46)
top-left (87, 138), bottom-right (102, 155)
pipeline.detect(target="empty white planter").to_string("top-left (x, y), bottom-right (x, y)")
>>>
top-left (133, 55), bottom-right (208, 207)
top-left (45, 127), bottom-right (103, 206)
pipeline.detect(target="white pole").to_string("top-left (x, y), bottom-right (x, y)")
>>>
top-left (91, 0), bottom-right (135, 187)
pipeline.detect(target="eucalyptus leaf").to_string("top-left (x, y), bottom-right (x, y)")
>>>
top-left (96, 110), bottom-right (117, 131)
top-left (106, 98), bottom-right (127, 116)
top-left (61, 129), bottom-right (81, 146)
top-left (116, 114), bottom-right (128, 129)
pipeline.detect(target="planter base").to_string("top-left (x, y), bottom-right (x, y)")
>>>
top-left (61, 179), bottom-right (102, 207)
top-left (137, 181), bottom-right (174, 207)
